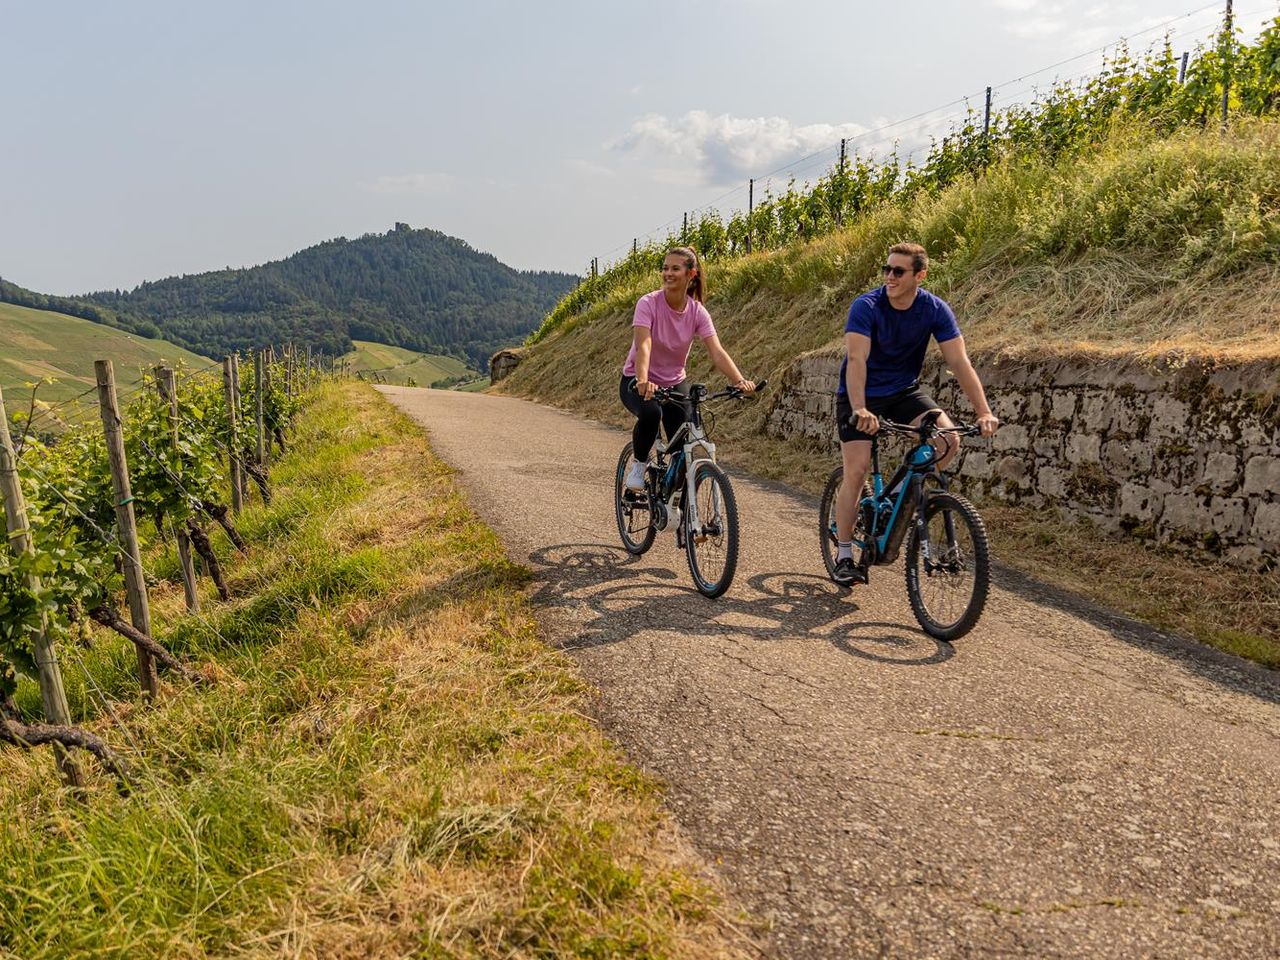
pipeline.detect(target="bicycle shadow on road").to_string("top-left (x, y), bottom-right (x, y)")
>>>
top-left (525, 541), bottom-right (953, 667)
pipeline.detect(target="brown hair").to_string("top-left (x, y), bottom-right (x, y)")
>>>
top-left (888, 242), bottom-right (928, 273)
top-left (666, 246), bottom-right (705, 302)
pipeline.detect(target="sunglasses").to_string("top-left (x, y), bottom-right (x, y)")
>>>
top-left (881, 264), bottom-right (913, 278)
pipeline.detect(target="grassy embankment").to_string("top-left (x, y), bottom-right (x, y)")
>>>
top-left (0, 383), bottom-right (748, 958)
top-left (0, 300), bottom-right (205, 406)
top-left (499, 122), bottom-right (1280, 666)
top-left (344, 339), bottom-right (490, 390)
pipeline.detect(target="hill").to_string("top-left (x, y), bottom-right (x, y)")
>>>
top-left (0, 300), bottom-right (205, 408)
top-left (76, 223), bottom-right (577, 368)
top-left (343, 340), bottom-right (479, 387)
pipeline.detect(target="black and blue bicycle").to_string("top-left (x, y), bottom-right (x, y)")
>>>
top-left (819, 411), bottom-right (991, 641)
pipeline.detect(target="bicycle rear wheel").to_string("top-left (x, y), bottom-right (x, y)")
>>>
top-left (818, 466), bottom-right (872, 579)
top-left (615, 442), bottom-right (656, 555)
top-left (904, 492), bottom-right (990, 641)
top-left (685, 462), bottom-right (738, 598)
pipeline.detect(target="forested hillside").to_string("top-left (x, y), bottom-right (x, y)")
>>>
top-left (2, 224), bottom-right (577, 368)
top-left (84, 224), bottom-right (575, 368)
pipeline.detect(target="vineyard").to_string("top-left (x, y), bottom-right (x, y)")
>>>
top-left (531, 11), bottom-right (1280, 344)
top-left (1, 347), bottom-right (317, 789)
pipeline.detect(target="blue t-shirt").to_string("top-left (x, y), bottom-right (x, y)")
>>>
top-left (836, 286), bottom-right (961, 398)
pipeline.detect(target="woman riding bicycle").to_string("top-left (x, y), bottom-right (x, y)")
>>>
top-left (621, 246), bottom-right (755, 490)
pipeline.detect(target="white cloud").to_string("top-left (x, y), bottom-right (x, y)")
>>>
top-left (987, 0), bottom-right (1045, 10)
top-left (608, 110), bottom-right (868, 185)
top-left (358, 172), bottom-right (457, 195)
top-left (567, 158), bottom-right (616, 178)
top-left (1007, 15), bottom-right (1066, 39)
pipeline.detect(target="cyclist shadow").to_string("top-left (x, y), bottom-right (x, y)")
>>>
top-left (526, 542), bottom-right (954, 667)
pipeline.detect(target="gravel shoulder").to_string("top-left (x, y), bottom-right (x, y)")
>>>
top-left (381, 385), bottom-right (1280, 960)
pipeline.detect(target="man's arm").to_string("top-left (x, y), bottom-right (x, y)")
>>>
top-left (845, 332), bottom-right (877, 435)
top-left (938, 336), bottom-right (999, 437)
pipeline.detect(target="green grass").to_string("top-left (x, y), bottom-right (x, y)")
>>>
top-left (0, 301), bottom-right (206, 409)
top-left (0, 383), bottom-right (748, 959)
top-left (343, 339), bottom-right (478, 387)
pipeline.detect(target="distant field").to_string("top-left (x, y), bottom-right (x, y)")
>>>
top-left (0, 301), bottom-right (206, 414)
top-left (343, 340), bottom-right (482, 387)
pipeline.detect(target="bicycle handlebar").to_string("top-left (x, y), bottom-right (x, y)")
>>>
top-left (643, 379), bottom-right (769, 404)
top-left (877, 418), bottom-right (981, 438)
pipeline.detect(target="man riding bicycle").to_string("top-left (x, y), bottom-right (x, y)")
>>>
top-left (832, 242), bottom-right (1000, 586)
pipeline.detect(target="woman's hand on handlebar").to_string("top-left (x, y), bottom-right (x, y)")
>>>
top-left (733, 378), bottom-right (757, 394)
top-left (634, 378), bottom-right (656, 401)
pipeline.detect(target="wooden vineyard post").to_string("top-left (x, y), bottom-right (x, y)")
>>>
top-left (263, 351), bottom-right (275, 464)
top-left (156, 367), bottom-right (199, 613)
top-left (255, 350), bottom-right (267, 467)
top-left (223, 357), bottom-right (244, 514)
top-left (0, 386), bottom-right (85, 788)
top-left (231, 353), bottom-right (249, 505)
top-left (95, 360), bottom-right (159, 697)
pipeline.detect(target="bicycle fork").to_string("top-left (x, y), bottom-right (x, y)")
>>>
top-left (916, 490), bottom-right (959, 573)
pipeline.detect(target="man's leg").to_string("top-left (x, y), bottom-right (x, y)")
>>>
top-left (833, 439), bottom-right (872, 584)
top-left (835, 439), bottom-right (872, 542)
top-left (910, 407), bottom-right (959, 467)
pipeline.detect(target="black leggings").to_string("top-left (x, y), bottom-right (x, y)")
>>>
top-left (619, 375), bottom-right (691, 462)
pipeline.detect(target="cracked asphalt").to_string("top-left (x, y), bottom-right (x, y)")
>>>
top-left (380, 385), bottom-right (1280, 960)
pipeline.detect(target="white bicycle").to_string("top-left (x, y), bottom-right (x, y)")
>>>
top-left (614, 379), bottom-right (765, 598)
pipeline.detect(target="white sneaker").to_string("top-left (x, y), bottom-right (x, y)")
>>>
top-left (625, 460), bottom-right (649, 491)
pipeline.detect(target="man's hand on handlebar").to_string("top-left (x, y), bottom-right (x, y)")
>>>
top-left (976, 412), bottom-right (1000, 438)
top-left (853, 407), bottom-right (879, 435)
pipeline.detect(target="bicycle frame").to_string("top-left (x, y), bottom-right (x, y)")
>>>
top-left (652, 402), bottom-right (718, 537)
top-left (855, 417), bottom-right (967, 567)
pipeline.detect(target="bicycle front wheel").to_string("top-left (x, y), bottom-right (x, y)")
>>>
top-left (685, 462), bottom-right (739, 598)
top-left (904, 492), bottom-right (990, 641)
top-left (615, 442), bottom-right (656, 555)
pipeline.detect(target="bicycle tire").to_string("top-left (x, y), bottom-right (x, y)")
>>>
top-left (685, 462), bottom-right (739, 598)
top-left (615, 442), bottom-right (656, 555)
top-left (818, 466), bottom-right (873, 579)
top-left (904, 491), bottom-right (990, 641)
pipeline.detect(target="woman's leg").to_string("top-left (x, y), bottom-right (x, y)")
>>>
top-left (659, 380), bottom-right (692, 449)
top-left (619, 376), bottom-right (663, 461)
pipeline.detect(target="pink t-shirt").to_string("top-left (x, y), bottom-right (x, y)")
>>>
top-left (621, 289), bottom-right (717, 386)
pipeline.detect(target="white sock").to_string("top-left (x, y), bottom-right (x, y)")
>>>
top-left (837, 541), bottom-right (853, 561)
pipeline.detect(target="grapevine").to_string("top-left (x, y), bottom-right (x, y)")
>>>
top-left (0, 349), bottom-right (319, 784)
top-left (531, 14), bottom-right (1280, 343)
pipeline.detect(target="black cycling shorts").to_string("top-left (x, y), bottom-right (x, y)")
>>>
top-left (836, 385), bottom-right (940, 443)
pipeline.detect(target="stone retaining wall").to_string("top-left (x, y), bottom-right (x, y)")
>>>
top-left (765, 345), bottom-right (1280, 567)
top-left (489, 347), bottom-right (525, 383)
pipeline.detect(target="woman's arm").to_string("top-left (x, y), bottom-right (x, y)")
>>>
top-left (702, 335), bottom-right (755, 392)
top-left (633, 328), bottom-right (655, 399)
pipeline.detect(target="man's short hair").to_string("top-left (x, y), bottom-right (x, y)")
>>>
top-left (888, 242), bottom-right (928, 273)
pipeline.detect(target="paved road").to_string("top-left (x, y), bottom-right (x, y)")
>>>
top-left (381, 386), bottom-right (1280, 959)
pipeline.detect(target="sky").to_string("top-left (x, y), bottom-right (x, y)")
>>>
top-left (1, 0), bottom-right (1274, 294)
